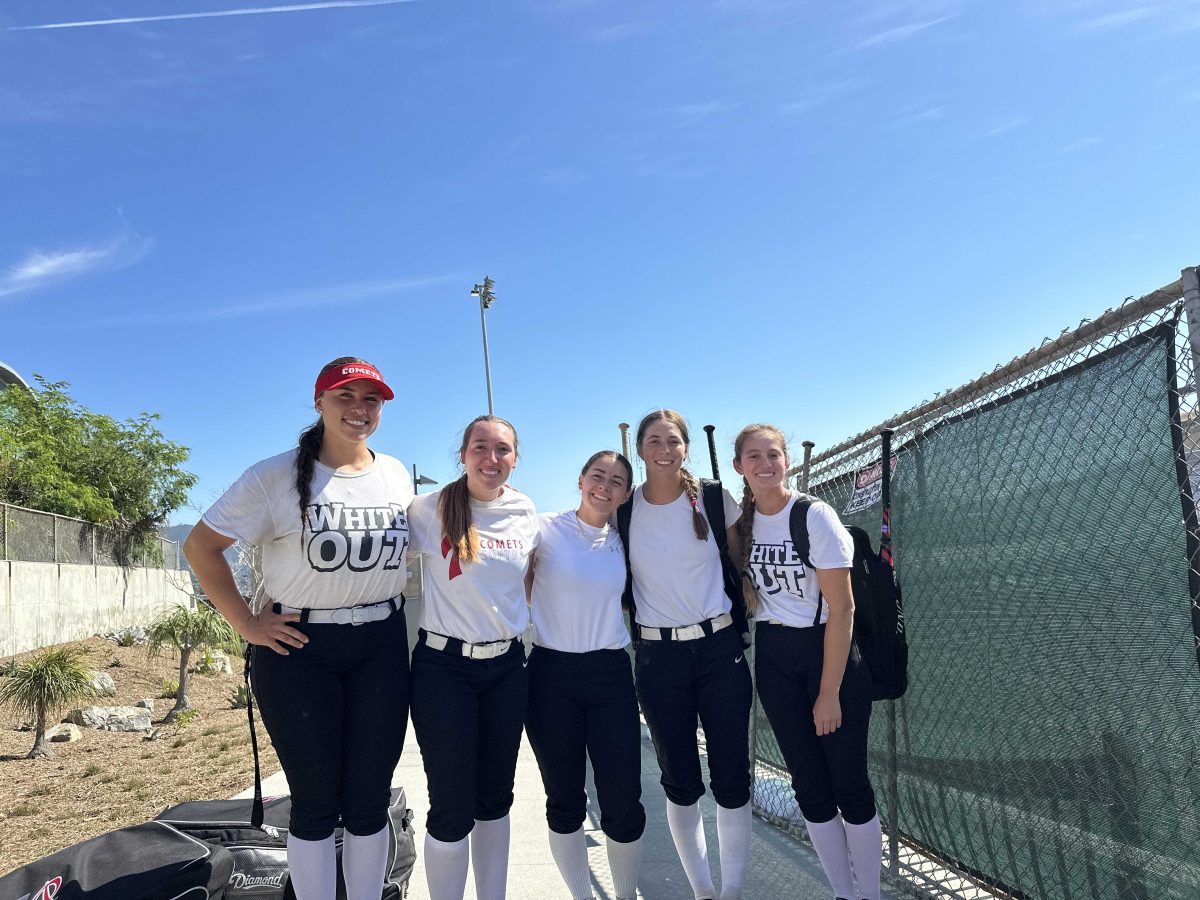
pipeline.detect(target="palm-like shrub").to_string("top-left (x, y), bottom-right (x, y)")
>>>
top-left (147, 602), bottom-right (240, 724)
top-left (0, 646), bottom-right (100, 758)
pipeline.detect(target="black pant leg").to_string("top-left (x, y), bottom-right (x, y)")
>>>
top-left (526, 647), bottom-right (590, 834)
top-left (634, 639), bottom-right (705, 807)
top-left (694, 627), bottom-right (753, 809)
top-left (474, 642), bottom-right (530, 822)
top-left (585, 650), bottom-right (646, 843)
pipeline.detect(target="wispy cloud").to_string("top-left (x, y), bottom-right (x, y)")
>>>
top-left (983, 115), bottom-right (1029, 137)
top-left (89, 274), bottom-right (457, 327)
top-left (781, 77), bottom-right (865, 114)
top-left (855, 15), bottom-right (953, 48)
top-left (590, 21), bottom-right (654, 42)
top-left (1075, 6), bottom-right (1153, 31)
top-left (663, 100), bottom-right (740, 122)
top-left (894, 104), bottom-right (947, 124)
top-left (0, 235), bottom-right (151, 299)
top-left (8, 0), bottom-right (414, 32)
top-left (1059, 136), bottom-right (1102, 153)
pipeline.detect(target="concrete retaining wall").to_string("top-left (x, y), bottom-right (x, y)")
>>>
top-left (0, 561), bottom-right (194, 657)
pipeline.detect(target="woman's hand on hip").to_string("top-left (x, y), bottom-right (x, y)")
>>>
top-left (241, 607), bottom-right (307, 656)
top-left (813, 692), bottom-right (842, 737)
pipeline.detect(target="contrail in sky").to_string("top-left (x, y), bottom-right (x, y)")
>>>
top-left (9, 0), bottom-right (413, 31)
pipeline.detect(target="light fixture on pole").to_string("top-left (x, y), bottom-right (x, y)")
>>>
top-left (412, 465), bottom-right (438, 495)
top-left (470, 276), bottom-right (497, 415)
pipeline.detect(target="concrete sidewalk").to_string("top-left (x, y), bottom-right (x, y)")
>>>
top-left (240, 722), bottom-right (896, 899)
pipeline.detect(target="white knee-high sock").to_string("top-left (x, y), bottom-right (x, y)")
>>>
top-left (342, 824), bottom-right (391, 900)
top-left (424, 833), bottom-right (470, 900)
top-left (804, 816), bottom-right (855, 899)
top-left (843, 815), bottom-right (883, 900)
top-left (471, 815), bottom-right (512, 900)
top-left (606, 834), bottom-right (643, 900)
top-left (547, 827), bottom-right (593, 899)
top-left (715, 802), bottom-right (752, 899)
top-left (286, 833), bottom-right (337, 900)
top-left (665, 799), bottom-right (715, 899)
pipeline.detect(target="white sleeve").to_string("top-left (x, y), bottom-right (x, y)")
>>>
top-left (405, 492), bottom-right (437, 558)
top-left (201, 466), bottom-right (277, 546)
top-left (806, 501), bottom-right (855, 569)
top-left (721, 485), bottom-right (742, 529)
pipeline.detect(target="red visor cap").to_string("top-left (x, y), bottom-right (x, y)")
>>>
top-left (313, 364), bottom-right (395, 401)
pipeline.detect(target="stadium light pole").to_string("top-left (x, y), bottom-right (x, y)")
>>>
top-left (470, 277), bottom-right (497, 415)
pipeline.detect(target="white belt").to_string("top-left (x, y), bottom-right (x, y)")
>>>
top-left (424, 631), bottom-right (517, 660)
top-left (277, 598), bottom-right (397, 625)
top-left (638, 611), bottom-right (732, 642)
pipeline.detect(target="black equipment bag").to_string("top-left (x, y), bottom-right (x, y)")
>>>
top-left (154, 788), bottom-right (416, 900)
top-left (0, 819), bottom-right (234, 900)
top-left (616, 478), bottom-right (750, 648)
top-left (789, 495), bottom-right (909, 701)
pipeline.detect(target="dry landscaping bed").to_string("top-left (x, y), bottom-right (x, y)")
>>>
top-left (0, 636), bottom-right (280, 874)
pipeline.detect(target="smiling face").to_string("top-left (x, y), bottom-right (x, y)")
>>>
top-left (577, 453), bottom-right (632, 521)
top-left (461, 419), bottom-right (518, 500)
top-left (637, 419), bottom-right (687, 479)
top-left (733, 428), bottom-right (789, 497)
top-left (315, 380), bottom-right (384, 447)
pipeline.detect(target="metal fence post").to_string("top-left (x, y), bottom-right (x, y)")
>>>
top-left (881, 428), bottom-right (901, 876)
top-left (800, 441), bottom-right (815, 491)
top-left (52, 514), bottom-right (59, 564)
top-left (1184, 268), bottom-right (1200, 371)
top-left (2, 504), bottom-right (7, 561)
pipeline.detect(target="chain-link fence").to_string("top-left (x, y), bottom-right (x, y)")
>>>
top-left (749, 269), bottom-right (1200, 899)
top-left (0, 503), bottom-right (181, 569)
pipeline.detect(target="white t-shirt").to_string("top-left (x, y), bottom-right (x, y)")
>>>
top-left (748, 492), bottom-right (854, 627)
top-left (627, 484), bottom-right (742, 628)
top-left (530, 511), bottom-right (629, 653)
top-left (408, 485), bottom-right (539, 643)
top-left (202, 449), bottom-right (414, 611)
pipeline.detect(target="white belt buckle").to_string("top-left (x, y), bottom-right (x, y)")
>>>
top-left (676, 624), bottom-right (704, 641)
top-left (465, 640), bottom-right (509, 660)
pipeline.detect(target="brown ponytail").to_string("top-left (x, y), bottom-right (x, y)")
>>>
top-left (438, 414), bottom-right (520, 566)
top-left (732, 423), bottom-right (790, 613)
top-left (678, 466), bottom-right (709, 540)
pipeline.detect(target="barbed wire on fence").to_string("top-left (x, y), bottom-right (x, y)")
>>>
top-left (754, 269), bottom-right (1200, 900)
top-left (0, 502), bottom-right (180, 570)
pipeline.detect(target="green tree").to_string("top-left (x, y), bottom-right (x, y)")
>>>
top-left (147, 602), bottom-right (241, 724)
top-left (0, 376), bottom-right (196, 562)
top-left (0, 645), bottom-right (100, 758)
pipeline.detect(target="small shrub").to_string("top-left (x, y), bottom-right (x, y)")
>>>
top-left (229, 685), bottom-right (251, 709)
top-left (81, 763), bottom-right (102, 777)
top-left (123, 777), bottom-right (149, 792)
top-left (174, 708), bottom-right (199, 729)
top-left (218, 740), bottom-right (230, 751)
top-left (160, 679), bottom-right (179, 699)
top-left (96, 773), bottom-right (118, 784)
top-left (10, 802), bottom-right (40, 816)
top-left (111, 627), bottom-right (144, 647)
top-left (27, 785), bottom-right (52, 797)
top-left (201, 725), bottom-right (221, 736)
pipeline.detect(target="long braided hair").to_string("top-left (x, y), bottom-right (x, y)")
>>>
top-left (636, 409), bottom-right (708, 540)
top-left (733, 423), bottom-right (789, 613)
top-left (438, 414), bottom-right (520, 565)
top-left (295, 356), bottom-right (376, 538)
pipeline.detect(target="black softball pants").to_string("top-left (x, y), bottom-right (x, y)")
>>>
top-left (754, 621), bottom-right (877, 824)
top-left (525, 646), bottom-right (646, 843)
top-left (409, 630), bottom-right (529, 843)
top-left (250, 609), bottom-right (409, 841)
top-left (634, 625), bottom-right (753, 809)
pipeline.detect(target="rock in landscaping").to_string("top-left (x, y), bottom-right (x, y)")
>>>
top-left (190, 651), bottom-right (234, 675)
top-left (64, 706), bottom-right (152, 732)
top-left (46, 723), bottom-right (82, 743)
top-left (88, 671), bottom-right (117, 697)
top-left (136, 698), bottom-right (155, 711)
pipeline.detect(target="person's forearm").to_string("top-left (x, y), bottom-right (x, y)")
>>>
top-left (819, 602), bottom-right (853, 697)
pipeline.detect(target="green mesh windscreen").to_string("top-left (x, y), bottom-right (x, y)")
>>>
top-left (795, 323), bottom-right (1200, 898)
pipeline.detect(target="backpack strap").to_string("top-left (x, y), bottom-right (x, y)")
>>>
top-left (787, 495), bottom-right (824, 626)
top-left (615, 494), bottom-right (637, 640)
top-left (701, 479), bottom-right (750, 646)
top-left (242, 645), bottom-right (264, 830)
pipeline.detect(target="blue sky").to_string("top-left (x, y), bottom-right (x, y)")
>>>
top-left (2, 0), bottom-right (1199, 523)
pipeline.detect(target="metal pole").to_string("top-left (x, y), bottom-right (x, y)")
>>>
top-left (2, 504), bottom-right (7, 561)
top-left (618, 423), bottom-right (631, 461)
top-left (1183, 268), bottom-right (1200, 376)
top-left (480, 299), bottom-right (494, 415)
top-left (53, 514), bottom-right (59, 564)
top-left (800, 441), bottom-right (815, 491)
top-left (881, 429), bottom-right (900, 876)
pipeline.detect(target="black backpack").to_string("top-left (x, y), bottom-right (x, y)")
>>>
top-left (616, 479), bottom-right (750, 648)
top-left (154, 788), bottom-right (416, 900)
top-left (789, 495), bottom-right (909, 701)
top-left (0, 820), bottom-right (234, 900)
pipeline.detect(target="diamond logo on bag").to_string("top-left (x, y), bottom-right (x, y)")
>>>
top-left (229, 872), bottom-right (286, 890)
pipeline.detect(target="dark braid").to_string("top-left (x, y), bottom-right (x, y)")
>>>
top-left (737, 476), bottom-right (758, 612)
top-left (678, 467), bottom-right (709, 540)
